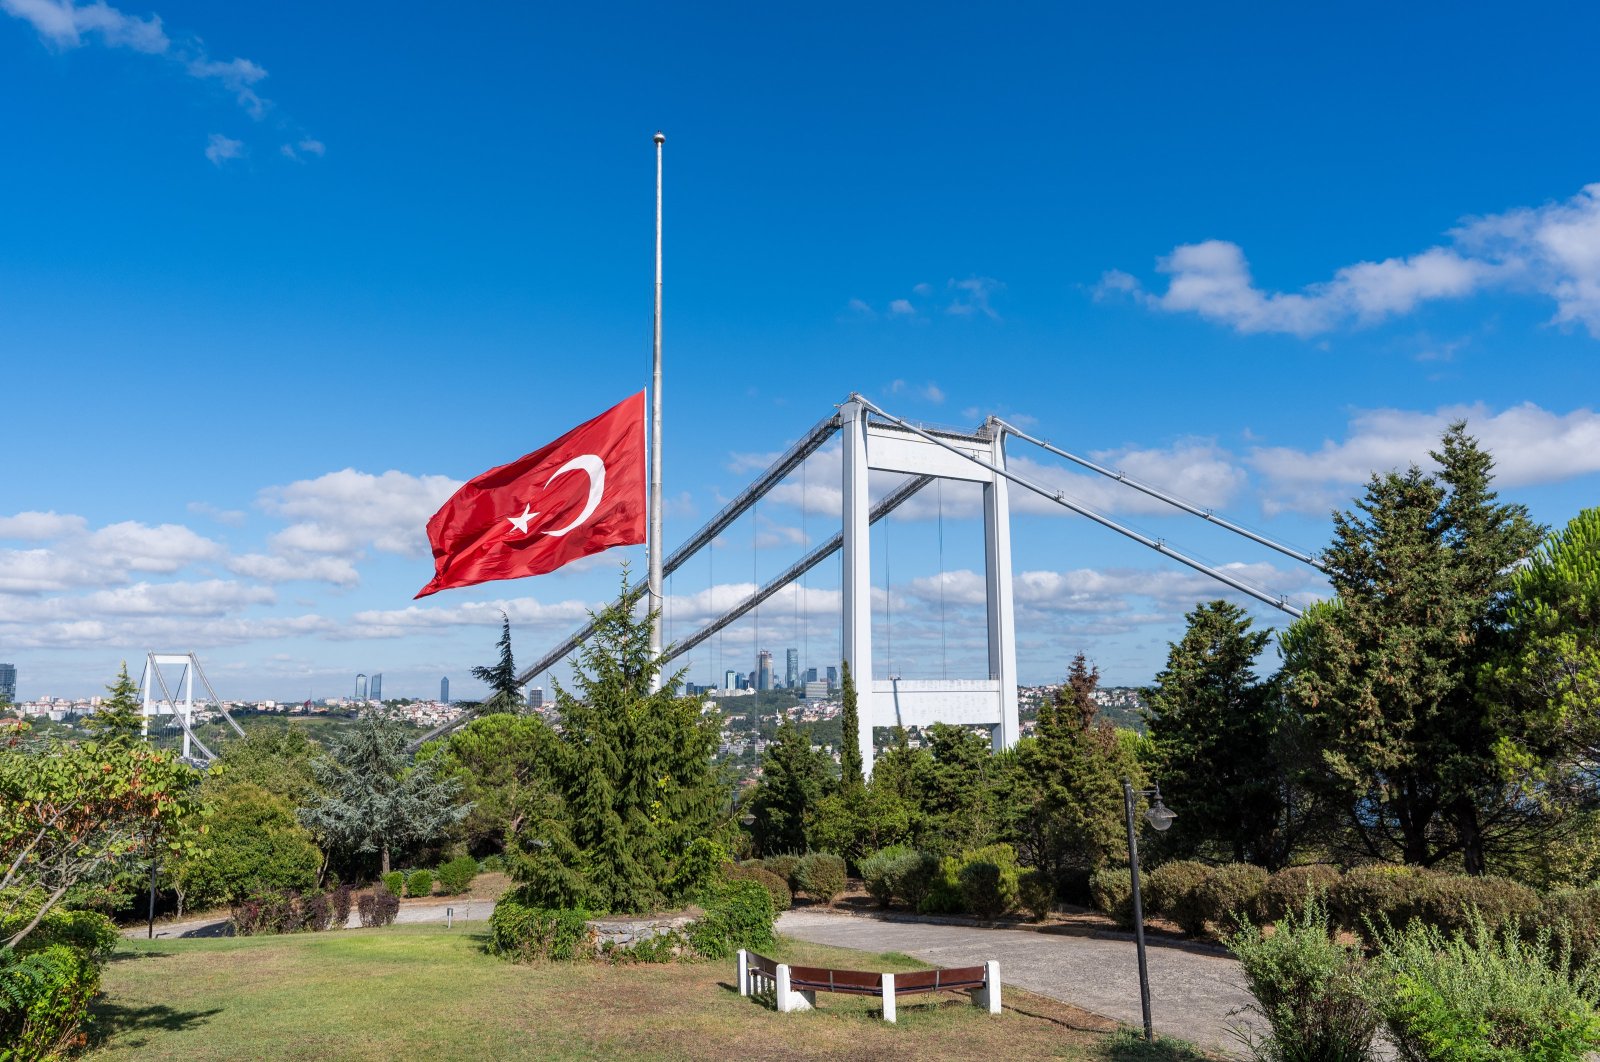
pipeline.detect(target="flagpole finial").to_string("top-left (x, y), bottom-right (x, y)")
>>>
top-left (653, 131), bottom-right (665, 144)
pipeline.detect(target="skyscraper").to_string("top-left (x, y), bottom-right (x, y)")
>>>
top-left (804, 667), bottom-right (818, 684)
top-left (785, 649), bottom-right (799, 689)
top-left (0, 663), bottom-right (15, 705)
top-left (826, 665), bottom-right (838, 688)
top-left (370, 673), bottom-right (382, 701)
top-left (756, 650), bottom-right (773, 691)
top-left (723, 670), bottom-right (737, 691)
top-left (355, 673), bottom-right (367, 700)
top-left (527, 686), bottom-right (544, 710)
top-left (440, 676), bottom-right (450, 703)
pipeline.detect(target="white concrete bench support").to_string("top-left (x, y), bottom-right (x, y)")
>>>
top-left (881, 972), bottom-right (896, 1023)
top-left (775, 963), bottom-right (814, 1012)
top-left (973, 959), bottom-right (1002, 1013)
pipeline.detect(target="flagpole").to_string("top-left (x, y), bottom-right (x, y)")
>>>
top-left (648, 131), bottom-right (665, 690)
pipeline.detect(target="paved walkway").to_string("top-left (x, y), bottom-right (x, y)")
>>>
top-left (777, 909), bottom-right (1257, 1057)
top-left (124, 899), bottom-right (488, 940)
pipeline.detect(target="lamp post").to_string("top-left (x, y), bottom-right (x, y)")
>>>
top-left (1122, 777), bottom-right (1175, 1042)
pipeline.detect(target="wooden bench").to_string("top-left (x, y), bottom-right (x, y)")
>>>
top-left (737, 950), bottom-right (1001, 1022)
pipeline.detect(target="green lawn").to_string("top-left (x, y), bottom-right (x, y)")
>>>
top-left (88, 925), bottom-right (1209, 1061)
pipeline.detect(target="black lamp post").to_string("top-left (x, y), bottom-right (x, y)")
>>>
top-left (1122, 777), bottom-right (1175, 1042)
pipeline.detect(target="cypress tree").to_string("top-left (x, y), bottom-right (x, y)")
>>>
top-left (838, 660), bottom-right (864, 790)
top-left (749, 716), bottom-right (830, 855)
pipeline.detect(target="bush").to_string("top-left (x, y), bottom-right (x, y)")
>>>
top-left (918, 859), bottom-right (966, 915)
top-left (955, 844), bottom-right (1021, 920)
top-left (1, 908), bottom-right (118, 961)
top-left (1257, 864), bottom-right (1341, 923)
top-left (436, 855), bottom-right (479, 896)
top-left (1544, 886), bottom-right (1600, 967)
top-left (727, 865), bottom-right (791, 913)
top-left (762, 854), bottom-right (803, 891)
top-left (0, 942), bottom-right (100, 1062)
top-left (331, 883), bottom-right (353, 929)
top-left (381, 871), bottom-right (406, 898)
top-left (1018, 868), bottom-right (1054, 922)
top-left (1226, 898), bottom-right (1379, 1062)
top-left (303, 891), bottom-right (334, 932)
top-left (357, 885), bottom-right (400, 928)
top-left (687, 879), bottom-right (775, 960)
top-left (1196, 863), bottom-right (1269, 934)
top-left (888, 850), bottom-right (942, 910)
top-left (1370, 914), bottom-right (1600, 1061)
top-left (478, 854), bottom-right (506, 874)
top-left (407, 869), bottom-right (434, 898)
top-left (230, 888), bottom-right (313, 936)
top-left (488, 900), bottom-right (593, 962)
top-left (859, 845), bottom-right (915, 907)
top-left (1331, 865), bottom-right (1432, 940)
top-left (1418, 873), bottom-right (1541, 938)
top-left (1089, 866), bottom-right (1134, 927)
top-left (1145, 860), bottom-right (1213, 936)
top-left (795, 853), bottom-right (847, 904)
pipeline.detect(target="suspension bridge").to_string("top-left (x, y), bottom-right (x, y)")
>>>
top-left (414, 393), bottom-right (1323, 776)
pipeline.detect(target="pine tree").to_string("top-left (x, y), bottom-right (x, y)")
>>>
top-left (470, 612), bottom-right (522, 715)
top-left (748, 716), bottom-right (830, 856)
top-left (298, 710), bottom-right (470, 874)
top-left (838, 660), bottom-right (864, 791)
top-left (1283, 423), bottom-right (1542, 872)
top-left (85, 661), bottom-right (144, 745)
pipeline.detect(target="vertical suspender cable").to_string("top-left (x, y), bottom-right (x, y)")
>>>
top-left (938, 477), bottom-right (947, 680)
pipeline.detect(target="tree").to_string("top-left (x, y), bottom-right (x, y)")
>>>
top-left (298, 711), bottom-right (470, 875)
top-left (470, 612), bottom-right (523, 716)
top-left (838, 660), bottom-right (864, 791)
top-left (421, 712), bottom-right (563, 854)
top-left (84, 661), bottom-right (143, 745)
top-left (210, 727), bottom-right (323, 807)
top-left (1282, 423), bottom-right (1542, 872)
top-left (174, 783), bottom-right (321, 910)
top-left (1146, 601), bottom-right (1302, 867)
top-left (748, 716), bottom-right (830, 856)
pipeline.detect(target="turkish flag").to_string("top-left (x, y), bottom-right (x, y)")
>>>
top-left (415, 392), bottom-right (647, 598)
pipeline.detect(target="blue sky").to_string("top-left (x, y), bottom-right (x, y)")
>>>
top-left (3, 1), bottom-right (1598, 701)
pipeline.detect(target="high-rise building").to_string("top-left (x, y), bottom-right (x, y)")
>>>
top-left (735, 672), bottom-right (747, 690)
top-left (370, 673), bottom-right (382, 701)
top-left (756, 650), bottom-right (773, 691)
top-left (804, 667), bottom-right (818, 684)
top-left (527, 686), bottom-right (544, 710)
top-left (0, 663), bottom-right (15, 705)
top-left (723, 670), bottom-right (737, 691)
top-left (355, 673), bottom-right (368, 700)
top-left (440, 676), bottom-right (450, 703)
top-left (785, 649), bottom-right (799, 689)
top-left (826, 665), bottom-right (838, 688)
top-left (804, 680), bottom-right (828, 701)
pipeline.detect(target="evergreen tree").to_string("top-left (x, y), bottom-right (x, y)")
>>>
top-left (749, 716), bottom-right (831, 855)
top-left (1146, 601), bottom-right (1299, 867)
top-left (298, 710), bottom-right (470, 874)
top-left (85, 661), bottom-right (143, 745)
top-left (838, 660), bottom-right (864, 791)
top-left (1283, 423), bottom-right (1541, 872)
top-left (470, 612), bottom-right (522, 715)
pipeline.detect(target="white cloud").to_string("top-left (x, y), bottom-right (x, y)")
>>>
top-left (1249, 402), bottom-right (1600, 514)
top-left (205, 133), bottom-right (244, 166)
top-left (88, 521), bottom-right (224, 572)
top-left (280, 137), bottom-right (325, 161)
top-left (888, 298), bottom-right (915, 316)
top-left (345, 596), bottom-right (595, 639)
top-left (0, 510), bottom-right (88, 539)
top-left (227, 552), bottom-right (360, 588)
top-left (947, 276), bottom-right (1003, 319)
top-left (1105, 182), bottom-right (1600, 337)
top-left (256, 468), bottom-right (462, 559)
top-left (186, 500), bottom-right (246, 526)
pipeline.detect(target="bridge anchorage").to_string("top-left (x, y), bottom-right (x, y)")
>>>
top-left (418, 393), bottom-right (1323, 775)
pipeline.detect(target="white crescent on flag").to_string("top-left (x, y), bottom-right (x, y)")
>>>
top-left (541, 454), bottom-right (606, 537)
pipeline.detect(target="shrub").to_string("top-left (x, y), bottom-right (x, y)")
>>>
top-left (727, 865), bottom-right (791, 913)
top-left (230, 889), bottom-right (311, 936)
top-left (1017, 868), bottom-right (1054, 922)
top-left (1370, 914), bottom-right (1600, 1061)
top-left (0, 942), bottom-right (100, 1062)
top-left (1544, 886), bottom-right (1600, 967)
top-left (795, 853), bottom-right (847, 904)
top-left (1145, 860), bottom-right (1213, 936)
top-left (1257, 864), bottom-right (1342, 923)
top-left (357, 885), bottom-right (400, 928)
top-left (955, 844), bottom-right (1021, 920)
top-left (1225, 898), bottom-right (1379, 1062)
top-left (1418, 873), bottom-right (1541, 938)
top-left (436, 855), bottom-right (479, 896)
top-left (1, 908), bottom-right (118, 961)
top-left (1331, 865), bottom-right (1432, 939)
top-left (687, 879), bottom-right (775, 960)
top-left (381, 871), bottom-right (406, 898)
top-left (478, 854), bottom-right (506, 874)
top-left (1089, 866), bottom-right (1134, 927)
top-left (859, 845), bottom-right (915, 907)
top-left (487, 900), bottom-right (593, 962)
top-left (762, 854), bottom-right (803, 891)
top-left (918, 859), bottom-right (966, 915)
top-left (407, 869), bottom-right (434, 898)
top-left (330, 883), bottom-right (353, 929)
top-left (1195, 863), bottom-right (1269, 934)
top-left (887, 850), bottom-right (942, 910)
top-left (303, 891), bottom-right (334, 932)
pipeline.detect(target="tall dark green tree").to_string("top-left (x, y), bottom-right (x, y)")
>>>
top-left (838, 660), bottom-right (864, 791)
top-left (748, 716), bottom-right (831, 856)
top-left (1146, 601), bottom-right (1300, 867)
top-left (470, 612), bottom-right (522, 715)
top-left (298, 711), bottom-right (470, 874)
top-left (1282, 423), bottom-right (1542, 873)
top-left (421, 711), bottom-right (564, 855)
top-left (85, 661), bottom-right (143, 745)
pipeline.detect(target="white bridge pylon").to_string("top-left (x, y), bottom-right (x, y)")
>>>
top-left (414, 392), bottom-right (1320, 764)
top-left (139, 652), bottom-right (244, 764)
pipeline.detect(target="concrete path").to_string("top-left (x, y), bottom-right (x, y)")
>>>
top-left (124, 899), bottom-right (489, 940)
top-left (777, 909), bottom-right (1257, 1057)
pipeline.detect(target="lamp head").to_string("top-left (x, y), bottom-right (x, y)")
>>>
top-left (1145, 798), bottom-right (1176, 832)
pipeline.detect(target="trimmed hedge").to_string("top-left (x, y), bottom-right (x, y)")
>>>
top-left (357, 885), bottom-right (400, 928)
top-left (0, 909), bottom-right (118, 962)
top-left (795, 853), bottom-right (847, 904)
top-left (688, 879), bottom-right (776, 960)
top-left (1089, 866), bottom-right (1134, 927)
top-left (380, 871), bottom-right (406, 898)
top-left (727, 865), bottom-right (791, 913)
top-left (1257, 864), bottom-right (1341, 922)
top-left (436, 855), bottom-right (478, 896)
top-left (1017, 868), bottom-right (1054, 921)
top-left (407, 869), bottom-right (434, 898)
top-left (956, 844), bottom-right (1021, 920)
top-left (1144, 860), bottom-right (1212, 936)
top-left (1418, 873), bottom-right (1540, 938)
top-left (1544, 887), bottom-right (1600, 967)
top-left (762, 854), bottom-right (803, 892)
top-left (860, 845), bottom-right (915, 907)
top-left (1195, 863), bottom-right (1269, 933)
top-left (488, 901), bottom-right (593, 962)
top-left (1331, 865), bottom-right (1434, 937)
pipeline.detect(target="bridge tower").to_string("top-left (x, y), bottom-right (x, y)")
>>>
top-left (839, 397), bottom-right (1018, 777)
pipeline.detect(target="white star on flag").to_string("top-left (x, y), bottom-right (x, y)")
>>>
top-left (506, 504), bottom-right (536, 534)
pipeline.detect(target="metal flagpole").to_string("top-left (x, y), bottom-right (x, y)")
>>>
top-left (647, 131), bottom-right (666, 691)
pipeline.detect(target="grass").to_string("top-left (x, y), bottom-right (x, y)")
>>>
top-left (86, 924), bottom-right (1213, 1061)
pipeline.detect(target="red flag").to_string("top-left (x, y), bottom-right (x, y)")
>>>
top-left (415, 392), bottom-right (647, 598)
